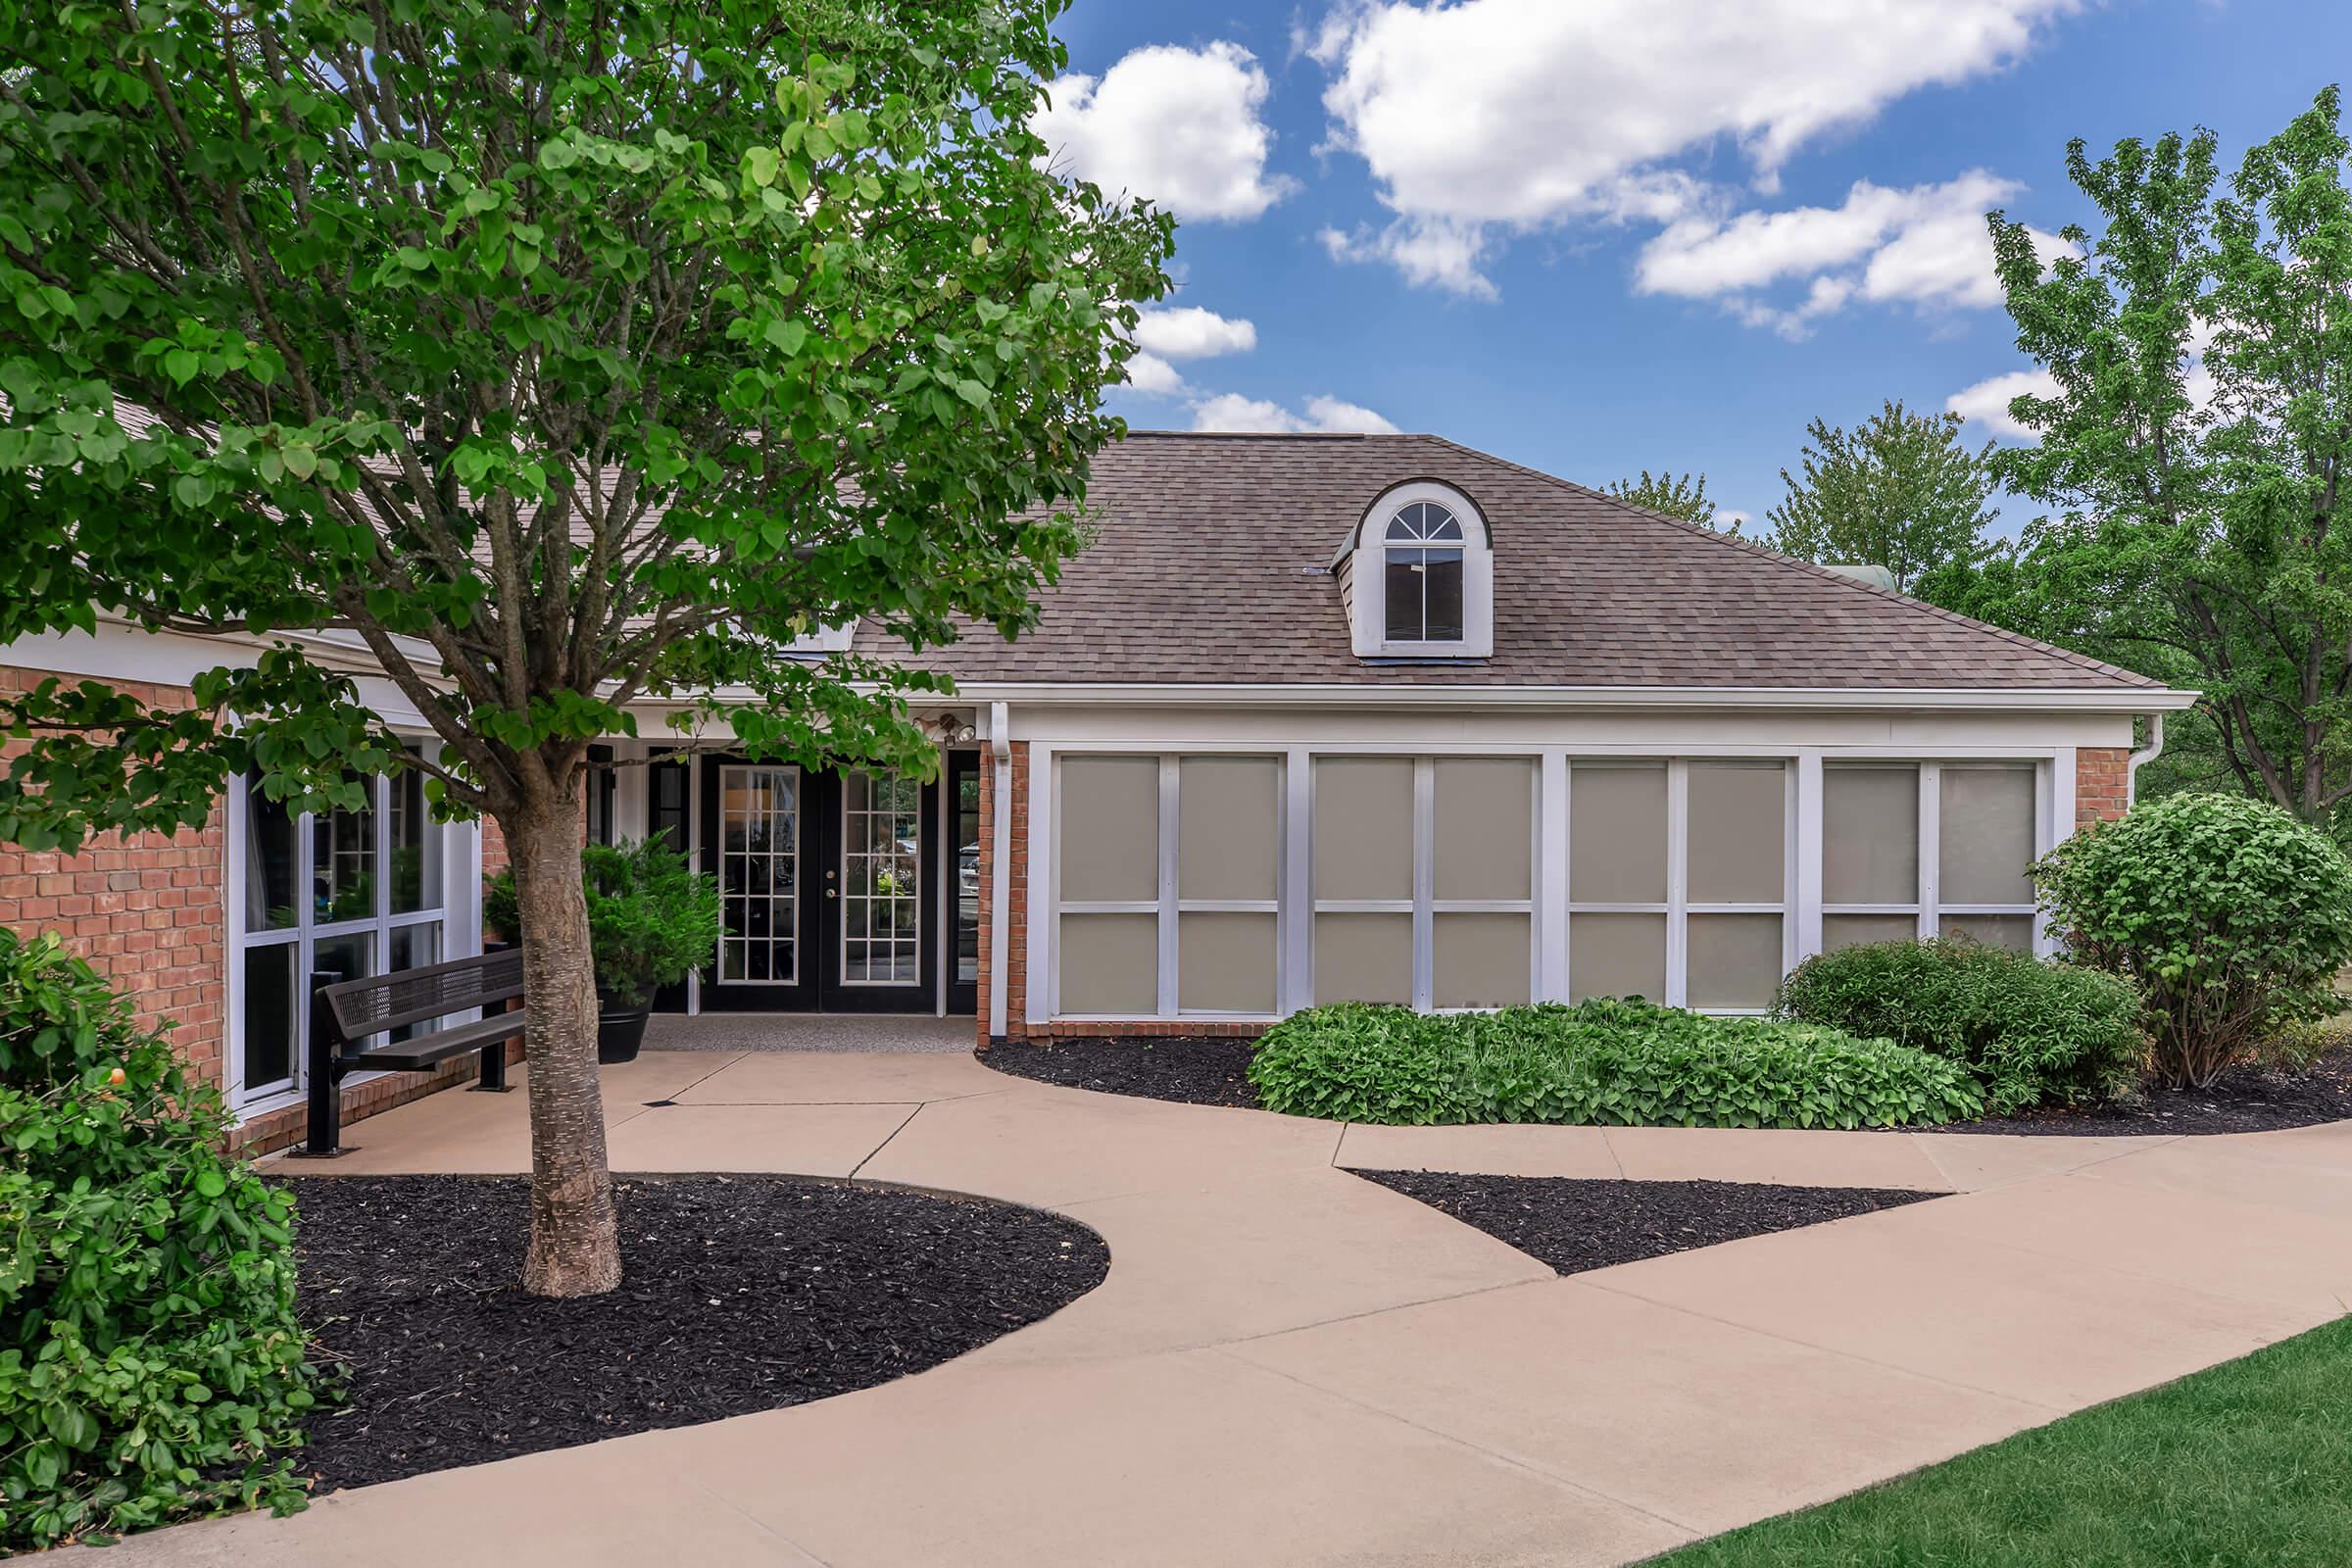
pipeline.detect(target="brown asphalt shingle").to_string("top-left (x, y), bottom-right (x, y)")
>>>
top-left (853, 431), bottom-right (2161, 692)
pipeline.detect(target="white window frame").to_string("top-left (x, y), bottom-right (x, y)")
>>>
top-left (836, 769), bottom-right (922, 988)
top-left (713, 761), bottom-right (803, 987)
top-left (1818, 759), bottom-right (2048, 956)
top-left (1348, 481), bottom-right (1496, 660)
top-left (224, 750), bottom-right (467, 1115)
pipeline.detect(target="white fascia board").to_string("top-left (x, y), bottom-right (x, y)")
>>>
top-left (935, 681), bottom-right (2202, 713)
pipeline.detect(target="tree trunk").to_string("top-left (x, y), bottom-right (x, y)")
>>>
top-left (505, 794), bottom-right (622, 1297)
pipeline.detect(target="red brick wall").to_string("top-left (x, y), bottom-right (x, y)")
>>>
top-left (973, 742), bottom-right (1031, 1045)
top-left (2077, 746), bottom-right (2132, 824)
top-left (0, 667), bottom-right (227, 1085)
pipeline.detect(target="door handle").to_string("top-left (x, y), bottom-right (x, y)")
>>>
top-left (825, 887), bottom-right (838, 899)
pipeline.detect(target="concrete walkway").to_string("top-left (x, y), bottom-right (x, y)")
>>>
top-left (108, 1049), bottom-right (2352, 1568)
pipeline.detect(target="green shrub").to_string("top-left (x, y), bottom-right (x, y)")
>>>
top-left (1249, 999), bottom-right (1982, 1129)
top-left (2035, 793), bottom-right (2352, 1089)
top-left (0, 928), bottom-right (318, 1549)
top-left (485, 836), bottom-right (721, 1006)
top-left (1775, 938), bottom-right (2142, 1111)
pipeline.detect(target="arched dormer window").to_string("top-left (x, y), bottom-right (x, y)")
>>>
top-left (1384, 502), bottom-right (1466, 641)
top-left (1337, 480), bottom-right (1494, 659)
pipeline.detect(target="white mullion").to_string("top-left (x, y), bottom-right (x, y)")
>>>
top-left (1411, 757), bottom-right (1434, 1012)
top-left (1792, 752), bottom-right (1820, 969)
top-left (1919, 761), bottom-right (1941, 939)
top-left (1540, 749), bottom-right (1569, 1004)
top-left (1283, 747), bottom-right (1312, 1015)
top-left (1664, 759), bottom-right (1689, 1007)
top-left (1156, 755), bottom-right (1180, 1017)
top-left (1029, 744), bottom-right (1054, 1026)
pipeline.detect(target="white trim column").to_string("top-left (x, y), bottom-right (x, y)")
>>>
top-left (1538, 749), bottom-right (1570, 1003)
top-left (1793, 751), bottom-right (1824, 962)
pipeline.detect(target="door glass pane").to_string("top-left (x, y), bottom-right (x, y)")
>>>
top-left (313, 778), bottom-right (376, 925)
top-left (956, 765), bottom-right (981, 985)
top-left (388, 759), bottom-right (443, 914)
top-left (1943, 913), bottom-right (2035, 953)
top-left (1571, 764), bottom-right (1668, 905)
top-left (1313, 759), bottom-right (1413, 902)
top-left (1434, 912), bottom-right (1531, 1008)
top-left (1689, 762), bottom-right (1786, 905)
top-left (1313, 912), bottom-right (1413, 1004)
top-left (1058, 913), bottom-right (1156, 1014)
top-left (1059, 757), bottom-right (1159, 903)
top-left (240, 944), bottom-right (298, 1093)
top-left (1687, 914), bottom-right (1785, 1009)
top-left (1939, 765), bottom-right (2037, 906)
top-left (245, 777), bottom-right (298, 931)
top-left (1179, 912), bottom-right (1276, 1013)
top-left (1824, 766), bottom-right (1919, 906)
top-left (717, 765), bottom-right (798, 984)
top-left (1822, 913), bottom-right (1921, 951)
top-left (842, 772), bottom-right (921, 985)
top-left (1434, 760), bottom-right (1533, 901)
top-left (1178, 758), bottom-right (1279, 902)
top-left (1569, 913), bottom-right (1667, 1003)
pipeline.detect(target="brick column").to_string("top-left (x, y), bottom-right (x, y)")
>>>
top-left (2076, 746), bottom-right (2132, 824)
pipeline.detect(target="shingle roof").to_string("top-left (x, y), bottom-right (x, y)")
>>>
top-left (855, 431), bottom-right (2163, 693)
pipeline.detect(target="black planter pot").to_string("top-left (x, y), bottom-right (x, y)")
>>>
top-left (597, 998), bottom-right (651, 1064)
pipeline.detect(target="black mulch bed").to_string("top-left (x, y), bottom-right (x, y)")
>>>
top-left (284, 1174), bottom-right (1107, 1491)
top-left (1351, 1169), bottom-right (1936, 1276)
top-left (979, 1035), bottom-right (1262, 1108)
top-left (982, 1037), bottom-right (2352, 1136)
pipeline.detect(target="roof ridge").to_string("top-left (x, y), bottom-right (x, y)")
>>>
top-left (1418, 434), bottom-right (2162, 692)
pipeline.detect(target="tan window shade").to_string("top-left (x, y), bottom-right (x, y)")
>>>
top-left (1179, 912), bottom-right (1278, 1012)
top-left (1939, 766), bottom-right (2036, 906)
top-left (1571, 764), bottom-right (1667, 904)
top-left (1057, 913), bottom-right (1157, 1014)
top-left (1433, 760), bottom-right (1534, 901)
top-left (1687, 914), bottom-right (1785, 1009)
top-left (1824, 766), bottom-right (1919, 905)
top-left (1943, 913), bottom-right (2035, 952)
top-left (1313, 759), bottom-right (1414, 902)
top-left (1313, 912), bottom-right (1414, 1004)
top-left (1688, 762), bottom-right (1786, 904)
top-left (1569, 912), bottom-right (1667, 1003)
top-left (1433, 912), bottom-right (1532, 1007)
top-left (1822, 912), bottom-right (1920, 951)
top-left (1178, 757), bottom-right (1280, 902)
top-left (1059, 757), bottom-right (1159, 904)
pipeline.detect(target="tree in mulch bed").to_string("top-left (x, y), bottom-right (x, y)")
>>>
top-left (0, 929), bottom-right (319, 1551)
top-left (289, 1174), bottom-right (1107, 1490)
top-left (1352, 1170), bottom-right (1936, 1277)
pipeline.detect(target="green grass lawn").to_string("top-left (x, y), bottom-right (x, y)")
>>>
top-left (1654, 1313), bottom-right (2352, 1567)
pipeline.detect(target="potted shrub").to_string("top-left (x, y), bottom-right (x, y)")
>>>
top-left (486, 837), bottom-right (721, 1063)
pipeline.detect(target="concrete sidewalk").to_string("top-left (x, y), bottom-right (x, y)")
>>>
top-left (103, 1049), bottom-right (2352, 1568)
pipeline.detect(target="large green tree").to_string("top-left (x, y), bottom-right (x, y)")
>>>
top-left (1950, 89), bottom-right (2352, 823)
top-left (0, 0), bottom-right (1171, 1295)
top-left (1764, 401), bottom-right (1998, 590)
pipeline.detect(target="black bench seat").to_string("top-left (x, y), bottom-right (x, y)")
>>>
top-left (301, 949), bottom-right (527, 1154)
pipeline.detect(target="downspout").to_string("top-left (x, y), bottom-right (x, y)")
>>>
top-left (988, 701), bottom-right (1012, 1043)
top-left (2127, 712), bottom-right (2165, 806)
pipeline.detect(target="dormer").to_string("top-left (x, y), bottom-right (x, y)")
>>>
top-left (1332, 479), bottom-right (1494, 660)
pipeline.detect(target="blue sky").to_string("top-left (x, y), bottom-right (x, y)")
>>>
top-left (1042, 0), bottom-right (2351, 533)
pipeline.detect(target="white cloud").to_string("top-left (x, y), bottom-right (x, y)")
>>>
top-left (1635, 172), bottom-right (2073, 335)
top-left (1320, 220), bottom-right (1498, 300)
top-left (1308, 0), bottom-right (2078, 295)
top-left (1191, 392), bottom-right (1399, 433)
top-left (1121, 352), bottom-right (1189, 397)
top-left (1132, 306), bottom-right (1258, 360)
top-left (1036, 42), bottom-right (1298, 222)
top-left (1947, 368), bottom-right (2058, 441)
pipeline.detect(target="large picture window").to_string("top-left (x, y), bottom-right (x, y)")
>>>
top-left (232, 751), bottom-right (452, 1105)
top-left (1383, 503), bottom-right (1466, 642)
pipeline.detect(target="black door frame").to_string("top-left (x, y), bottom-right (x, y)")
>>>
top-left (693, 756), bottom-right (942, 1013)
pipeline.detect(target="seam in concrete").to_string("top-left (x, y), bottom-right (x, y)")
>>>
top-left (849, 1103), bottom-right (925, 1181)
top-left (1908, 1132), bottom-right (2185, 1194)
top-left (1203, 1342), bottom-right (1708, 1544)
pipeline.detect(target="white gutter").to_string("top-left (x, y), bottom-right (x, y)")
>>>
top-left (987, 700), bottom-right (1012, 1043)
top-left (2127, 711), bottom-right (2166, 803)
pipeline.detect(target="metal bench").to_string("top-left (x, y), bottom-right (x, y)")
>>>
top-left (300, 949), bottom-right (526, 1155)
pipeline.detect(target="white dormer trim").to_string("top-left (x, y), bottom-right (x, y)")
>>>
top-left (1339, 479), bottom-right (1494, 660)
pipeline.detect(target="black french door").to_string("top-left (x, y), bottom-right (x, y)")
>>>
top-left (694, 758), bottom-right (941, 1012)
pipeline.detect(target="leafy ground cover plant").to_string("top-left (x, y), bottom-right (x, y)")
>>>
top-left (1248, 1000), bottom-right (1981, 1129)
top-left (0, 927), bottom-right (318, 1548)
top-left (1775, 938), bottom-right (2142, 1111)
top-left (2035, 793), bottom-right (2352, 1088)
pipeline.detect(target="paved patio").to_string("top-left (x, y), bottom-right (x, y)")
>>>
top-left (103, 1043), bottom-right (2352, 1567)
